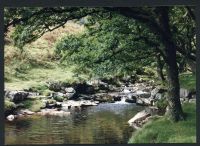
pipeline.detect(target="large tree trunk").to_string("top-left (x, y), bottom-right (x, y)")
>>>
top-left (164, 43), bottom-right (185, 121)
top-left (157, 7), bottom-right (185, 121)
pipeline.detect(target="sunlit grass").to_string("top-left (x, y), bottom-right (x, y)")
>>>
top-left (128, 102), bottom-right (196, 143)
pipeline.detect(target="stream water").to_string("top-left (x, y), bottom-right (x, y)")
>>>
top-left (5, 103), bottom-right (143, 144)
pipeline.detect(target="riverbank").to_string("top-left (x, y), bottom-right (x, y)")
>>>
top-left (128, 102), bottom-right (196, 143)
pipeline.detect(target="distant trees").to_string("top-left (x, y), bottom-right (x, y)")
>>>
top-left (4, 6), bottom-right (196, 121)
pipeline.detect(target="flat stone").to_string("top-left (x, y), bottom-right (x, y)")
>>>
top-left (128, 110), bottom-right (151, 126)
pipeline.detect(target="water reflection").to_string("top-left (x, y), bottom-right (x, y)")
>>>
top-left (5, 103), bottom-right (143, 144)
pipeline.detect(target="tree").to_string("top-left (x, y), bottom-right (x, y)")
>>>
top-left (4, 6), bottom-right (196, 121)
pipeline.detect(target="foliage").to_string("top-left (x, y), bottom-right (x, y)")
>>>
top-left (28, 84), bottom-right (49, 94)
top-left (55, 14), bottom-right (156, 78)
top-left (4, 6), bottom-right (196, 121)
top-left (129, 102), bottom-right (196, 143)
top-left (179, 72), bottom-right (196, 91)
top-left (5, 99), bottom-right (16, 112)
top-left (155, 96), bottom-right (168, 113)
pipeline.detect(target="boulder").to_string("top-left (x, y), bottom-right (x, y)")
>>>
top-left (97, 83), bottom-right (109, 91)
top-left (6, 115), bottom-right (15, 121)
top-left (113, 96), bottom-right (121, 101)
top-left (145, 106), bottom-right (159, 116)
top-left (125, 98), bottom-right (136, 103)
top-left (80, 100), bottom-right (98, 106)
top-left (136, 97), bottom-right (153, 106)
top-left (154, 93), bottom-right (163, 100)
top-left (150, 88), bottom-right (166, 98)
top-left (79, 94), bottom-right (93, 100)
top-left (6, 91), bottom-right (29, 103)
top-left (66, 92), bottom-right (77, 100)
top-left (45, 99), bottom-right (57, 108)
top-left (128, 110), bottom-right (151, 128)
top-left (136, 91), bottom-right (151, 98)
top-left (73, 82), bottom-right (95, 94)
top-left (55, 102), bottom-right (62, 108)
top-left (65, 87), bottom-right (75, 93)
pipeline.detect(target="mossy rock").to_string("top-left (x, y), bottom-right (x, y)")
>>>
top-left (5, 99), bottom-right (16, 115)
top-left (22, 99), bottom-right (46, 112)
top-left (54, 96), bottom-right (64, 102)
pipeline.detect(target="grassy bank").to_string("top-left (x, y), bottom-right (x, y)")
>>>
top-left (4, 21), bottom-right (88, 91)
top-left (128, 102), bottom-right (196, 143)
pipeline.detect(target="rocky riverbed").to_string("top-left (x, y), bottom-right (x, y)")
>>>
top-left (4, 80), bottom-right (196, 123)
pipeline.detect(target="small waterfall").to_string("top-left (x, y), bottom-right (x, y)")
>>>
top-left (113, 96), bottom-right (129, 104)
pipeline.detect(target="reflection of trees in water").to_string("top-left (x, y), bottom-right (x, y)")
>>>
top-left (70, 106), bottom-right (89, 125)
top-left (14, 118), bottom-right (32, 131)
top-left (5, 105), bottom-right (143, 144)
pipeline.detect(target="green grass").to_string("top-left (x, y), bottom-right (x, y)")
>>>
top-left (22, 99), bottom-right (46, 112)
top-left (5, 21), bottom-right (87, 91)
top-left (179, 72), bottom-right (196, 91)
top-left (128, 102), bottom-right (196, 143)
top-left (5, 64), bottom-right (89, 91)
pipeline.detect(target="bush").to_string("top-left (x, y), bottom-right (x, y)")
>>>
top-left (155, 97), bottom-right (168, 113)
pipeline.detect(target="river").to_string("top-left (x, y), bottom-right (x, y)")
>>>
top-left (5, 103), bottom-right (144, 144)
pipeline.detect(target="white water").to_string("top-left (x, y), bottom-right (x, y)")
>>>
top-left (113, 96), bottom-right (130, 104)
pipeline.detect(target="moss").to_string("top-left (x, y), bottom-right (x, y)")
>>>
top-left (54, 96), bottom-right (64, 102)
top-left (129, 102), bottom-right (196, 143)
top-left (41, 89), bottom-right (53, 96)
top-left (5, 99), bottom-right (16, 112)
top-left (22, 99), bottom-right (45, 112)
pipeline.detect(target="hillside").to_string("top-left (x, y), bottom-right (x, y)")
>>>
top-left (5, 21), bottom-right (87, 90)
